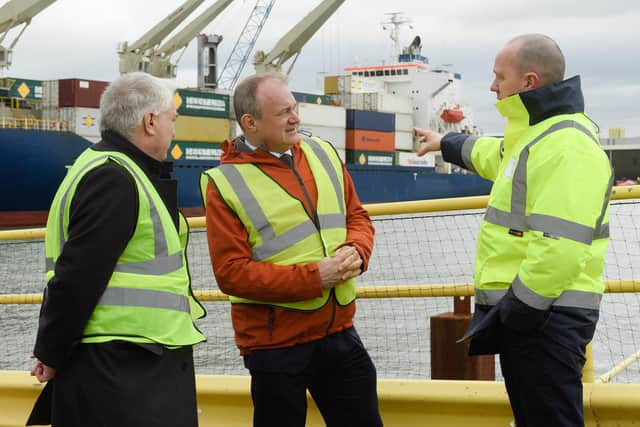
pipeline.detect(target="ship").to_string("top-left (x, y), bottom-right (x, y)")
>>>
top-left (0, 8), bottom-right (493, 227)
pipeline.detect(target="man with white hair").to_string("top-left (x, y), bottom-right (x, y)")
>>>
top-left (415, 34), bottom-right (612, 426)
top-left (29, 72), bottom-right (206, 427)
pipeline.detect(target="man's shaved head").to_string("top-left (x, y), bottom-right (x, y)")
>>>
top-left (508, 34), bottom-right (565, 86)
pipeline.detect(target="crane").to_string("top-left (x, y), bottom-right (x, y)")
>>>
top-left (0, 0), bottom-right (57, 69)
top-left (118, 0), bottom-right (234, 78)
top-left (118, 0), bottom-right (207, 74)
top-left (253, 0), bottom-right (345, 76)
top-left (147, 0), bottom-right (233, 78)
top-left (216, 0), bottom-right (275, 90)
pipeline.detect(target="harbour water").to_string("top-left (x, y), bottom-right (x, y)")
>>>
top-left (2, 201), bottom-right (640, 383)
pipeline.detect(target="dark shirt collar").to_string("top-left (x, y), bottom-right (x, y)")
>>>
top-left (518, 75), bottom-right (585, 126)
top-left (94, 130), bottom-right (173, 179)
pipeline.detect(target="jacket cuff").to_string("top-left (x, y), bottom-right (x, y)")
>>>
top-left (441, 132), bottom-right (469, 168)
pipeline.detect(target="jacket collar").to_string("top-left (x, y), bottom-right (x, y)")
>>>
top-left (496, 75), bottom-right (585, 126)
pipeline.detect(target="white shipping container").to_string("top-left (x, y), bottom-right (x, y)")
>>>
top-left (299, 125), bottom-right (346, 150)
top-left (42, 80), bottom-right (59, 108)
top-left (58, 107), bottom-right (101, 137)
top-left (298, 103), bottom-right (345, 128)
top-left (396, 151), bottom-right (436, 168)
top-left (395, 113), bottom-right (413, 132)
top-left (395, 131), bottom-right (414, 151)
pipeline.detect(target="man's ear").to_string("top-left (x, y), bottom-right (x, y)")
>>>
top-left (525, 72), bottom-right (541, 90)
top-left (143, 112), bottom-right (155, 135)
top-left (240, 114), bottom-right (256, 133)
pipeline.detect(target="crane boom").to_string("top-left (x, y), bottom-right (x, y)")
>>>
top-left (148, 0), bottom-right (233, 78)
top-left (0, 0), bottom-right (56, 69)
top-left (126, 0), bottom-right (206, 52)
top-left (254, 0), bottom-right (345, 75)
top-left (217, 0), bottom-right (275, 90)
top-left (118, 0), bottom-right (206, 74)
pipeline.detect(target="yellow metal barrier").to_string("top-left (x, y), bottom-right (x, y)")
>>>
top-left (1, 371), bottom-right (639, 427)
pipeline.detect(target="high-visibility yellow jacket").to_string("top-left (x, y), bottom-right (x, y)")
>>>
top-left (200, 135), bottom-right (356, 310)
top-left (444, 76), bottom-right (612, 314)
top-left (45, 149), bottom-right (206, 347)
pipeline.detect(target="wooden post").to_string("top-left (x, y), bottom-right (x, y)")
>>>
top-left (430, 296), bottom-right (495, 380)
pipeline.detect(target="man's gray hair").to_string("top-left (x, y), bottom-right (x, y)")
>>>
top-left (100, 72), bottom-right (176, 139)
top-left (510, 34), bottom-right (565, 86)
top-left (233, 73), bottom-right (287, 130)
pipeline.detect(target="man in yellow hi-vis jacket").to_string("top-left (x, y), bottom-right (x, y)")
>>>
top-left (415, 34), bottom-right (612, 427)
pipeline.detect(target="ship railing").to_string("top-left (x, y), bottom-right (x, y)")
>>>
top-left (2, 188), bottom-right (640, 425)
top-left (0, 116), bottom-right (69, 131)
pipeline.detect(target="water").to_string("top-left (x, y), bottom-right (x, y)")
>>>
top-left (2, 201), bottom-right (640, 383)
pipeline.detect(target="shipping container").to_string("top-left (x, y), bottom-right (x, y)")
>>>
top-left (174, 116), bottom-right (231, 142)
top-left (58, 78), bottom-right (109, 108)
top-left (1, 77), bottom-right (43, 100)
top-left (346, 129), bottom-right (395, 152)
top-left (42, 80), bottom-right (59, 108)
top-left (336, 75), bottom-right (385, 94)
top-left (299, 126), bottom-right (346, 149)
top-left (169, 141), bottom-right (222, 163)
top-left (324, 76), bottom-right (339, 95)
top-left (395, 113), bottom-right (413, 132)
top-left (346, 150), bottom-right (395, 166)
top-left (42, 107), bottom-right (101, 137)
top-left (292, 91), bottom-right (334, 106)
top-left (175, 89), bottom-right (229, 118)
top-left (395, 131), bottom-right (414, 151)
top-left (298, 103), bottom-right (345, 128)
top-left (396, 151), bottom-right (436, 168)
top-left (346, 109), bottom-right (395, 132)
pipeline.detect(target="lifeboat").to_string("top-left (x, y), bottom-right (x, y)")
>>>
top-left (440, 108), bottom-right (465, 123)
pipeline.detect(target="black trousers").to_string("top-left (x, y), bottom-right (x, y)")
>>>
top-left (499, 308), bottom-right (598, 427)
top-left (244, 327), bottom-right (383, 427)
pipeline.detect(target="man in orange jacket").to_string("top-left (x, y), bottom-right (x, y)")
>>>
top-left (200, 73), bottom-right (382, 427)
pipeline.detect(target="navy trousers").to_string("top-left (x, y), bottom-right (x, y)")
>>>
top-left (499, 307), bottom-right (598, 427)
top-left (244, 327), bottom-right (383, 427)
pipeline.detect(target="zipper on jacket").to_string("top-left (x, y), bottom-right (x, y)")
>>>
top-left (289, 162), bottom-right (322, 235)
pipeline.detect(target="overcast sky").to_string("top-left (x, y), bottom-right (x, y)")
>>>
top-left (4, 0), bottom-right (639, 136)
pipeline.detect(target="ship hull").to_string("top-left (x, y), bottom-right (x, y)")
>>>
top-left (0, 129), bottom-right (492, 227)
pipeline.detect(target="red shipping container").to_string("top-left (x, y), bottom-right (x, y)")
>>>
top-left (345, 129), bottom-right (395, 152)
top-left (58, 78), bottom-right (109, 108)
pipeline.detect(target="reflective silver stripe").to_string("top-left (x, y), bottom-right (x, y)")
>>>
top-left (594, 172), bottom-right (614, 239)
top-left (98, 287), bottom-right (190, 313)
top-left (595, 223), bottom-right (609, 239)
top-left (319, 213), bottom-right (346, 230)
top-left (554, 289), bottom-right (602, 309)
top-left (461, 135), bottom-right (478, 173)
top-left (301, 136), bottom-right (345, 215)
top-left (475, 288), bottom-right (507, 306)
top-left (113, 155), bottom-right (168, 259)
top-left (252, 221), bottom-right (317, 261)
top-left (485, 206), bottom-right (527, 230)
top-left (114, 252), bottom-right (183, 275)
top-left (527, 213), bottom-right (595, 245)
top-left (217, 164), bottom-right (321, 261)
top-left (511, 120), bottom-right (597, 217)
top-left (512, 275), bottom-right (555, 310)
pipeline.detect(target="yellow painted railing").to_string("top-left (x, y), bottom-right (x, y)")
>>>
top-left (1, 371), bottom-right (639, 427)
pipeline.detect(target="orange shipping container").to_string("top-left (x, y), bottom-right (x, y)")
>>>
top-left (345, 129), bottom-right (395, 152)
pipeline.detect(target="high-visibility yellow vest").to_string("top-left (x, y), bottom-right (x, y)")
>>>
top-left (460, 93), bottom-right (612, 310)
top-left (45, 148), bottom-right (206, 346)
top-left (200, 136), bottom-right (355, 310)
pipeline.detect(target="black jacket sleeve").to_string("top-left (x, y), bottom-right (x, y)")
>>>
top-left (33, 161), bottom-right (138, 369)
top-left (440, 132), bottom-right (469, 169)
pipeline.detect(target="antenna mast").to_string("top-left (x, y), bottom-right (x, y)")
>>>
top-left (381, 12), bottom-right (412, 59)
